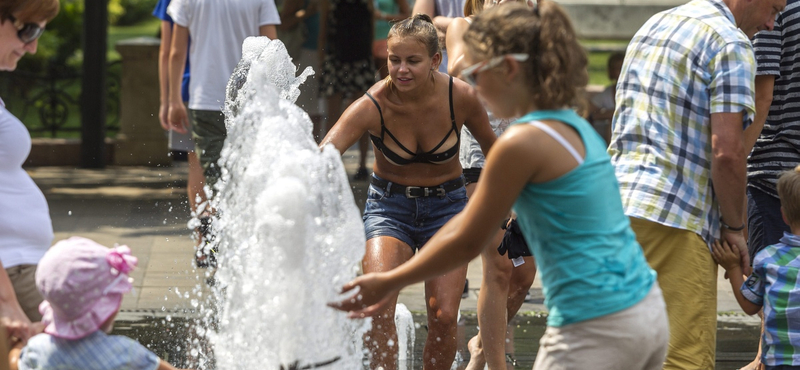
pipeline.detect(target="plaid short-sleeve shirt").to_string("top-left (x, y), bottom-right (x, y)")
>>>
top-left (609, 0), bottom-right (756, 244)
top-left (741, 232), bottom-right (800, 366)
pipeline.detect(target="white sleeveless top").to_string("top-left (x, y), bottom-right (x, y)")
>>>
top-left (0, 99), bottom-right (54, 268)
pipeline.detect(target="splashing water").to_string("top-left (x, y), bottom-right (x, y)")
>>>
top-left (205, 37), bottom-right (369, 369)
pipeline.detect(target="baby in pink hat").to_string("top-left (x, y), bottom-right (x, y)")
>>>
top-left (10, 237), bottom-right (187, 370)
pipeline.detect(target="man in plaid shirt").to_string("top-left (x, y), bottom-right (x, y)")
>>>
top-left (608, 0), bottom-right (785, 368)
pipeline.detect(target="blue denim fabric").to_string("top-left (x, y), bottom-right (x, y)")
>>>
top-left (363, 174), bottom-right (468, 252)
top-left (747, 186), bottom-right (791, 263)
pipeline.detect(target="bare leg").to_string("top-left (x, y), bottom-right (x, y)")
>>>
top-left (466, 179), bottom-right (537, 370)
top-left (187, 150), bottom-right (206, 215)
top-left (424, 264), bottom-right (468, 370)
top-left (506, 256), bottom-right (535, 319)
top-left (740, 309), bottom-right (765, 370)
top-left (468, 233), bottom-right (512, 370)
top-left (363, 237), bottom-right (415, 370)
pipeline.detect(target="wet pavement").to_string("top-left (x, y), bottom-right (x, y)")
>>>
top-left (30, 147), bottom-right (761, 369)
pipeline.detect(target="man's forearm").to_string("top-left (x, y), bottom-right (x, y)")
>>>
top-left (712, 150), bottom-right (747, 228)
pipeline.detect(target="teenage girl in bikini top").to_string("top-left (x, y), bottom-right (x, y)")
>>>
top-left (320, 13), bottom-right (495, 370)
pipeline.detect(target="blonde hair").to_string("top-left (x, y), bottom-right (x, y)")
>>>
top-left (778, 165), bottom-right (800, 226)
top-left (387, 13), bottom-right (440, 58)
top-left (384, 14), bottom-right (440, 91)
top-left (464, 0), bottom-right (526, 18)
top-left (1, 0), bottom-right (59, 23)
top-left (463, 1), bottom-right (588, 110)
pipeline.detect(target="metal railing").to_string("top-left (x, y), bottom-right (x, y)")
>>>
top-left (0, 61), bottom-right (120, 138)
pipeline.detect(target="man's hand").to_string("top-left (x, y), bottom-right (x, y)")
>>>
top-left (328, 272), bottom-right (397, 318)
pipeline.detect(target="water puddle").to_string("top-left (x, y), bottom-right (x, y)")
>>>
top-left (113, 312), bottom-right (760, 369)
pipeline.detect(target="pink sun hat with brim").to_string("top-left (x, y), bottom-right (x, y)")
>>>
top-left (35, 236), bottom-right (138, 340)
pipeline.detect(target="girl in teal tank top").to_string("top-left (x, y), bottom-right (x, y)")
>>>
top-left (331, 3), bottom-right (669, 369)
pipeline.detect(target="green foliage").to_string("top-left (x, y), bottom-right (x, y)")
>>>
top-left (110, 0), bottom-right (159, 26)
top-left (16, 0), bottom-right (83, 74)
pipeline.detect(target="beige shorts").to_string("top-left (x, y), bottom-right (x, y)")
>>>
top-left (533, 283), bottom-right (669, 370)
top-left (6, 264), bottom-right (43, 322)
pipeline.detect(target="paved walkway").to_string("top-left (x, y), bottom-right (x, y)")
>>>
top-left (28, 148), bottom-right (752, 321)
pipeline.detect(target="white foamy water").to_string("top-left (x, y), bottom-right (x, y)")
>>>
top-left (206, 37), bottom-right (369, 369)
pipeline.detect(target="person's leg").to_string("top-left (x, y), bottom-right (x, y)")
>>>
top-left (747, 186), bottom-right (790, 262)
top-left (629, 217), bottom-right (717, 370)
top-left (187, 150), bottom-right (206, 213)
top-left (362, 236), bottom-right (415, 370)
top-left (467, 229), bottom-right (510, 370)
top-left (6, 265), bottom-right (43, 322)
top-left (189, 109), bottom-right (227, 192)
top-left (324, 93), bottom-right (343, 138)
top-left (506, 256), bottom-right (535, 318)
top-left (355, 133), bottom-right (370, 180)
top-left (189, 109), bottom-right (226, 268)
top-left (424, 264), bottom-right (468, 370)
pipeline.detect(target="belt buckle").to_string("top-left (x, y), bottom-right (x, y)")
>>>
top-left (405, 186), bottom-right (422, 198)
top-left (435, 187), bottom-right (446, 197)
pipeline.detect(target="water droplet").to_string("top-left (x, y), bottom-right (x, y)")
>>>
top-left (68, 211), bottom-right (72, 216)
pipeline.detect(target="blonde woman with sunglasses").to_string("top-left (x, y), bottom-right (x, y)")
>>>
top-left (332, 3), bottom-right (669, 369)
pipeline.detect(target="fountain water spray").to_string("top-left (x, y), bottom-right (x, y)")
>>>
top-left (203, 37), bottom-right (370, 369)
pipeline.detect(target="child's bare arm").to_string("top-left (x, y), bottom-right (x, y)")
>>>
top-left (9, 340), bottom-right (24, 370)
top-left (711, 240), bottom-right (762, 315)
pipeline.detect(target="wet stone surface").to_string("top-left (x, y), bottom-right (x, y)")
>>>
top-left (113, 312), bottom-right (760, 369)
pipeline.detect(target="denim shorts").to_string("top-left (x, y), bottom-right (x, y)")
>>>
top-left (363, 174), bottom-right (468, 252)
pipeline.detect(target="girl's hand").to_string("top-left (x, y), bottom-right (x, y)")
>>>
top-left (711, 239), bottom-right (742, 273)
top-left (328, 273), bottom-right (396, 318)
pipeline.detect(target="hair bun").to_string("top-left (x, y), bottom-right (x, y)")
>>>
top-left (413, 13), bottom-right (433, 24)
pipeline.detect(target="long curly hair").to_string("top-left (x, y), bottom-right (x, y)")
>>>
top-left (464, 1), bottom-right (587, 110)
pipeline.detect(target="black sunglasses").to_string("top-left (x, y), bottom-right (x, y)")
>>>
top-left (7, 15), bottom-right (44, 44)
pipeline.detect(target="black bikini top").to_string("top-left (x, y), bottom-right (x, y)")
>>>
top-left (366, 76), bottom-right (460, 166)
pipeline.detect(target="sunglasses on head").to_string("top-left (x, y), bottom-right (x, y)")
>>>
top-left (8, 15), bottom-right (44, 44)
top-left (460, 53), bottom-right (530, 87)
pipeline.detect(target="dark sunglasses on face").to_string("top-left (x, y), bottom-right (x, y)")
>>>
top-left (7, 15), bottom-right (44, 44)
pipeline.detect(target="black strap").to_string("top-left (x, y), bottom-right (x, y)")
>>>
top-left (369, 176), bottom-right (465, 198)
top-left (364, 92), bottom-right (385, 140)
top-left (448, 76), bottom-right (456, 129)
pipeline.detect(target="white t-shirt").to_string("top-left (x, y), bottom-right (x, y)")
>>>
top-left (168, 0), bottom-right (280, 111)
top-left (0, 99), bottom-right (53, 268)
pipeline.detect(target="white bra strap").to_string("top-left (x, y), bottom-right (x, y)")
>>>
top-left (526, 120), bottom-right (584, 165)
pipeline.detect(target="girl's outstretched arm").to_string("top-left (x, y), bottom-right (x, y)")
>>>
top-left (330, 124), bottom-right (540, 316)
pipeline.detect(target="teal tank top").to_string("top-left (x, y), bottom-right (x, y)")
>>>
top-left (511, 109), bottom-right (655, 327)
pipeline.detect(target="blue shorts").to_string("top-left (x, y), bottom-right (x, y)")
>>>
top-left (363, 174), bottom-right (468, 252)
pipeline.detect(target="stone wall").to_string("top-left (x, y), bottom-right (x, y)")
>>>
top-left (113, 37), bottom-right (171, 166)
top-left (557, 1), bottom-right (683, 40)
